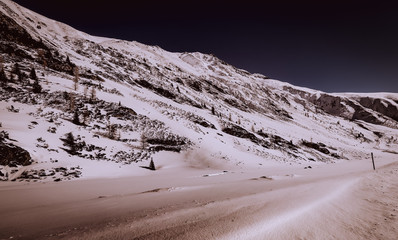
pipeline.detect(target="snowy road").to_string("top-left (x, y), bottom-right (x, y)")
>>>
top-left (1, 158), bottom-right (397, 240)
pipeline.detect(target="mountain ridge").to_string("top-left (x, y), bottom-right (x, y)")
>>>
top-left (1, 0), bottom-right (397, 181)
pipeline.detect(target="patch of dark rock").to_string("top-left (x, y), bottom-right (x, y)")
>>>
top-left (109, 106), bottom-right (137, 118)
top-left (259, 176), bottom-right (273, 180)
top-left (257, 130), bottom-right (269, 138)
top-left (351, 108), bottom-right (382, 125)
top-left (271, 135), bottom-right (297, 151)
top-left (310, 94), bottom-right (343, 116)
top-left (187, 80), bottom-right (202, 92)
top-left (55, 167), bottom-right (67, 172)
top-left (0, 141), bottom-right (32, 166)
top-left (301, 140), bottom-right (330, 154)
top-left (222, 124), bottom-right (258, 143)
top-left (275, 108), bottom-right (293, 119)
top-left (135, 79), bottom-right (175, 99)
top-left (204, 79), bottom-right (225, 94)
top-left (193, 119), bottom-right (216, 129)
top-left (80, 73), bottom-right (104, 82)
top-left (18, 167), bottom-right (82, 182)
top-left (182, 98), bottom-right (203, 109)
top-left (149, 145), bottom-right (181, 152)
top-left (141, 188), bottom-right (162, 193)
top-left (0, 11), bottom-right (47, 49)
top-left (173, 78), bottom-right (184, 85)
top-left (146, 137), bottom-right (184, 146)
top-left (358, 97), bottom-right (398, 122)
top-left (382, 150), bottom-right (398, 155)
top-left (373, 131), bottom-right (383, 138)
top-left (356, 122), bottom-right (370, 131)
top-left (224, 98), bottom-right (247, 111)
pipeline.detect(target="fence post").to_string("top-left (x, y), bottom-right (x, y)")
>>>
top-left (371, 152), bottom-right (376, 170)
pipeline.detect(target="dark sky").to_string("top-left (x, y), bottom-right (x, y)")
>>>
top-left (13, 0), bottom-right (398, 93)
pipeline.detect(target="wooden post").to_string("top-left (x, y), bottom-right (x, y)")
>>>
top-left (371, 152), bottom-right (376, 170)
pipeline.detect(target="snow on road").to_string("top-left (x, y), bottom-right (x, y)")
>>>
top-left (1, 155), bottom-right (397, 240)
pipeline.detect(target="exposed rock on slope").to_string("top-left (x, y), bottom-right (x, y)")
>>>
top-left (0, 141), bottom-right (32, 166)
top-left (0, 0), bottom-right (397, 180)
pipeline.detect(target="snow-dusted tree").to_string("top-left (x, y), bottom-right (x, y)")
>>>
top-left (82, 111), bottom-right (89, 125)
top-left (73, 66), bottom-right (79, 91)
top-left (117, 129), bottom-right (121, 141)
top-left (72, 109), bottom-right (80, 125)
top-left (61, 132), bottom-right (77, 155)
top-left (69, 92), bottom-right (75, 111)
top-left (140, 133), bottom-right (147, 150)
top-left (83, 85), bottom-right (88, 99)
top-left (106, 118), bottom-right (117, 139)
top-left (90, 87), bottom-right (96, 102)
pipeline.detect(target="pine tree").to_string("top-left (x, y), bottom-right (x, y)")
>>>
top-left (29, 67), bottom-right (38, 80)
top-left (0, 67), bottom-right (7, 86)
top-left (12, 63), bottom-right (22, 82)
top-left (66, 55), bottom-right (71, 65)
top-left (0, 56), bottom-right (7, 86)
top-left (69, 92), bottom-right (75, 111)
top-left (90, 87), bottom-right (96, 102)
top-left (82, 111), bottom-right (89, 125)
top-left (72, 109), bottom-right (80, 125)
top-left (106, 118), bottom-right (117, 139)
top-left (108, 124), bottom-right (117, 139)
top-left (73, 66), bottom-right (79, 91)
top-left (9, 73), bottom-right (15, 83)
top-left (38, 49), bottom-right (48, 85)
top-left (211, 106), bottom-right (215, 115)
top-left (61, 132), bottom-right (77, 155)
top-left (32, 78), bottom-right (42, 93)
top-left (140, 133), bottom-right (147, 150)
top-left (83, 86), bottom-right (88, 99)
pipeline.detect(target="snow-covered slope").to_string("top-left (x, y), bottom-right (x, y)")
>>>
top-left (1, 0), bottom-right (398, 181)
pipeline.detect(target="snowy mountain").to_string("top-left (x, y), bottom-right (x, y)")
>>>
top-left (1, 0), bottom-right (398, 182)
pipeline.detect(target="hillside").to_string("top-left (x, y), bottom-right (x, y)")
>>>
top-left (1, 0), bottom-right (398, 182)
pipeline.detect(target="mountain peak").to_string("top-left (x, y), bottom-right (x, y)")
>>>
top-left (1, 0), bottom-right (398, 181)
